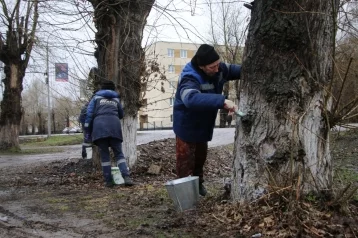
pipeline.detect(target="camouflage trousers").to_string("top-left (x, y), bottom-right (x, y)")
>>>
top-left (176, 137), bottom-right (208, 184)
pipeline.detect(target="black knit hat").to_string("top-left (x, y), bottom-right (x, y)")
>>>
top-left (195, 44), bottom-right (220, 66)
top-left (101, 80), bottom-right (115, 90)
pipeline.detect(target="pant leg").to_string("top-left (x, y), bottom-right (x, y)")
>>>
top-left (96, 138), bottom-right (112, 183)
top-left (110, 138), bottom-right (129, 177)
top-left (176, 137), bottom-right (196, 179)
top-left (193, 142), bottom-right (208, 184)
top-left (81, 129), bottom-right (87, 158)
top-left (81, 145), bottom-right (87, 158)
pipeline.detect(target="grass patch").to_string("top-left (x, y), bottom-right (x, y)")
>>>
top-left (82, 197), bottom-right (111, 211)
top-left (22, 134), bottom-right (83, 147)
top-left (334, 167), bottom-right (358, 202)
top-left (111, 193), bottom-right (126, 199)
top-left (46, 198), bottom-right (70, 203)
top-left (224, 143), bottom-right (234, 151)
top-left (58, 205), bottom-right (70, 211)
top-left (154, 187), bottom-right (171, 202)
top-left (124, 217), bottom-right (154, 228)
top-left (0, 147), bottom-right (64, 155)
top-left (94, 212), bottom-right (106, 219)
top-left (335, 168), bottom-right (358, 182)
top-left (45, 197), bottom-right (70, 212)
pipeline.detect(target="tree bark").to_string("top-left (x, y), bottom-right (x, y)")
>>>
top-left (122, 116), bottom-right (137, 167)
top-left (220, 83), bottom-right (230, 128)
top-left (0, 63), bottom-right (24, 149)
top-left (0, 1), bottom-right (38, 149)
top-left (90, 0), bottom-right (154, 168)
top-left (232, 0), bottom-right (339, 202)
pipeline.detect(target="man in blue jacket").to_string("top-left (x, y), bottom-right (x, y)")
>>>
top-left (173, 44), bottom-right (240, 196)
top-left (84, 80), bottom-right (134, 187)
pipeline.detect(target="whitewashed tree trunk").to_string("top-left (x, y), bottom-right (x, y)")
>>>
top-left (122, 115), bottom-right (138, 168)
top-left (89, 0), bottom-right (154, 167)
top-left (232, 0), bottom-right (339, 202)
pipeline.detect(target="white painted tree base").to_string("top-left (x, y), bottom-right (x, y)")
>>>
top-left (121, 115), bottom-right (138, 168)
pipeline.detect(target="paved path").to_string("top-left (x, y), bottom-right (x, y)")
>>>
top-left (4, 122), bottom-right (357, 169)
top-left (331, 123), bottom-right (358, 131)
top-left (137, 128), bottom-right (235, 147)
top-left (0, 128), bottom-right (236, 168)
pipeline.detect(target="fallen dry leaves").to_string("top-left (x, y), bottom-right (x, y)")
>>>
top-left (0, 137), bottom-right (357, 237)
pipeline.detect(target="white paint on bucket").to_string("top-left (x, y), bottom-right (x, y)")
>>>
top-left (85, 147), bottom-right (92, 159)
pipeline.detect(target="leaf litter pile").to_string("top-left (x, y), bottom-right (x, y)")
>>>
top-left (0, 134), bottom-right (357, 237)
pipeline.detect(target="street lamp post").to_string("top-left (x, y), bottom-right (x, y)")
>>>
top-left (45, 42), bottom-right (51, 138)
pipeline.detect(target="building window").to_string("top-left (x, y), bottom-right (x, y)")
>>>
top-left (168, 65), bottom-right (174, 73)
top-left (170, 114), bottom-right (173, 122)
top-left (169, 80), bottom-right (176, 89)
top-left (180, 49), bottom-right (187, 58)
top-left (168, 49), bottom-right (174, 57)
top-left (140, 115), bottom-right (148, 123)
top-left (169, 97), bottom-right (174, 106)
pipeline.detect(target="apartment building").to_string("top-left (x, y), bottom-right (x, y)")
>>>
top-left (139, 41), bottom-right (238, 130)
top-left (138, 41), bottom-right (200, 130)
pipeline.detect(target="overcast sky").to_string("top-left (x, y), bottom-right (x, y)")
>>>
top-left (144, 0), bottom-right (210, 45)
top-left (6, 0), bottom-right (249, 101)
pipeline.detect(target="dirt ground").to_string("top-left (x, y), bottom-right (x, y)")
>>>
top-left (0, 132), bottom-right (357, 238)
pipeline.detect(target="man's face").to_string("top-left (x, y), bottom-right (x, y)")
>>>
top-left (199, 60), bottom-right (220, 77)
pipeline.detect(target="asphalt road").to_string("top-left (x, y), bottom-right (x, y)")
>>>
top-left (0, 128), bottom-right (236, 168)
top-left (3, 124), bottom-right (358, 169)
top-left (137, 128), bottom-right (235, 147)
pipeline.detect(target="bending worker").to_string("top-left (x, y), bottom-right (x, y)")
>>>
top-left (173, 44), bottom-right (241, 196)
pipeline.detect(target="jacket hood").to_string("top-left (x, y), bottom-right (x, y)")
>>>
top-left (95, 89), bottom-right (120, 98)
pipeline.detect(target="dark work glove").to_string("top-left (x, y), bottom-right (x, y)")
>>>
top-left (83, 128), bottom-right (92, 147)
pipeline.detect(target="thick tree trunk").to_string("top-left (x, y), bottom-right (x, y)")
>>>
top-left (0, 1), bottom-right (38, 150)
top-left (0, 64), bottom-right (24, 149)
top-left (232, 0), bottom-right (339, 202)
top-left (122, 116), bottom-right (137, 167)
top-left (90, 0), bottom-right (154, 167)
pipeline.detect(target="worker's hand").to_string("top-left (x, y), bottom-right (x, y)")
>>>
top-left (224, 99), bottom-right (237, 112)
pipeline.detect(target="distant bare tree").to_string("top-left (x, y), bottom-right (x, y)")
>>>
top-left (206, 0), bottom-right (248, 127)
top-left (138, 55), bottom-right (168, 130)
top-left (22, 78), bottom-right (47, 135)
top-left (327, 1), bottom-right (358, 127)
top-left (52, 95), bottom-right (81, 131)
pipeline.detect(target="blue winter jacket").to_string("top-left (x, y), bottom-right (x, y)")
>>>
top-left (173, 61), bottom-right (241, 142)
top-left (84, 90), bottom-right (124, 143)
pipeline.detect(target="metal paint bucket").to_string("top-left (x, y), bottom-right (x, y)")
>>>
top-left (165, 176), bottom-right (199, 212)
